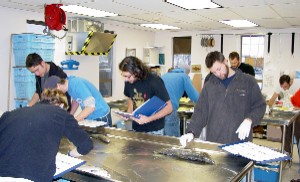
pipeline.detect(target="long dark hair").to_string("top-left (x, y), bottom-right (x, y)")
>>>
top-left (119, 56), bottom-right (150, 80)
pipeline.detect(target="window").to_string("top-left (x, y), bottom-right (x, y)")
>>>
top-left (241, 35), bottom-right (265, 89)
top-left (173, 36), bottom-right (191, 72)
top-left (99, 48), bottom-right (113, 97)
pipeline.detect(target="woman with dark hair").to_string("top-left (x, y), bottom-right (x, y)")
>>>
top-left (119, 56), bottom-right (172, 135)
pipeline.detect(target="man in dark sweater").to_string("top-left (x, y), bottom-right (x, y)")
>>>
top-left (26, 53), bottom-right (74, 112)
top-left (0, 89), bottom-right (93, 181)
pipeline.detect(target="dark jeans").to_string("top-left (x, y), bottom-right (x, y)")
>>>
top-left (95, 110), bottom-right (112, 127)
top-left (284, 115), bottom-right (300, 154)
top-left (164, 110), bottom-right (181, 137)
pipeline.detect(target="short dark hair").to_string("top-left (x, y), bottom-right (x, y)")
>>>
top-left (279, 75), bottom-right (291, 85)
top-left (229, 51), bottom-right (240, 61)
top-left (205, 51), bottom-right (225, 68)
top-left (119, 56), bottom-right (150, 80)
top-left (26, 53), bottom-right (43, 68)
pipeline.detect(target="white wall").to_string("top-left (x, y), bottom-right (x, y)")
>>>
top-left (0, 7), bottom-right (44, 112)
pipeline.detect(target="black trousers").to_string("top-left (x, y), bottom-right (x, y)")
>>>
top-left (284, 115), bottom-right (300, 154)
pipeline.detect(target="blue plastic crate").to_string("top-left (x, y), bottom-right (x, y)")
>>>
top-left (254, 164), bottom-right (279, 182)
top-left (13, 48), bottom-right (55, 66)
top-left (13, 48), bottom-right (40, 66)
top-left (39, 49), bottom-right (55, 62)
top-left (14, 81), bottom-right (36, 99)
top-left (15, 100), bottom-right (28, 109)
top-left (13, 41), bottom-right (55, 50)
top-left (12, 34), bottom-right (54, 43)
top-left (13, 68), bottom-right (35, 82)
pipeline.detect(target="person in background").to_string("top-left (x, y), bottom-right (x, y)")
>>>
top-left (268, 74), bottom-right (297, 107)
top-left (161, 67), bottom-right (199, 137)
top-left (229, 51), bottom-right (255, 76)
top-left (268, 74), bottom-right (300, 157)
top-left (26, 53), bottom-right (75, 112)
top-left (44, 75), bottom-right (112, 126)
top-left (180, 51), bottom-right (266, 146)
top-left (119, 56), bottom-right (172, 135)
top-left (0, 89), bottom-right (93, 182)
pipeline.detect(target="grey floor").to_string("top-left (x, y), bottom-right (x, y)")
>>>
top-left (253, 138), bottom-right (300, 181)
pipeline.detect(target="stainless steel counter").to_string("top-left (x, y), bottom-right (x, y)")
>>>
top-left (59, 128), bottom-right (253, 182)
top-left (260, 110), bottom-right (300, 182)
top-left (178, 107), bottom-right (300, 182)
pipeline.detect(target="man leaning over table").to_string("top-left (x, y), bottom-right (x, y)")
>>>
top-left (161, 67), bottom-right (199, 137)
top-left (119, 56), bottom-right (172, 135)
top-left (180, 51), bottom-right (266, 145)
top-left (268, 74), bottom-right (300, 161)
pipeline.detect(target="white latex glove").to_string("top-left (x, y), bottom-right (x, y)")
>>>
top-left (179, 133), bottom-right (194, 147)
top-left (236, 118), bottom-right (252, 140)
top-left (68, 148), bottom-right (83, 157)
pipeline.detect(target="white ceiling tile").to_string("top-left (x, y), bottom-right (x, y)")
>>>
top-left (192, 8), bottom-right (242, 21)
top-left (271, 3), bottom-right (300, 18)
top-left (229, 5), bottom-right (281, 19)
top-left (213, 0), bottom-right (267, 8)
top-left (253, 18), bottom-right (292, 29)
top-left (284, 17), bottom-right (300, 26)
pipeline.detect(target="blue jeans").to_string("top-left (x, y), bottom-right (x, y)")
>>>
top-left (164, 110), bottom-right (180, 137)
top-left (95, 110), bottom-right (112, 127)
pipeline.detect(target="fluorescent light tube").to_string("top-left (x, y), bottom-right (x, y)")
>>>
top-left (165, 0), bottom-right (220, 9)
top-left (219, 20), bottom-right (258, 27)
top-left (61, 5), bottom-right (118, 17)
top-left (140, 24), bottom-right (180, 30)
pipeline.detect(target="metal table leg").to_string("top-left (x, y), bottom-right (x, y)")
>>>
top-left (289, 121), bottom-right (295, 167)
top-left (278, 125), bottom-right (287, 182)
top-left (182, 115), bottom-right (187, 135)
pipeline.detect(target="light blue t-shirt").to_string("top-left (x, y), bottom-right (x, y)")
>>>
top-left (161, 71), bottom-right (199, 110)
top-left (67, 76), bottom-right (110, 120)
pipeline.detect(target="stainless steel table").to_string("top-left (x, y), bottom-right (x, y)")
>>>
top-left (178, 107), bottom-right (300, 182)
top-left (260, 109), bottom-right (300, 182)
top-left (59, 128), bottom-right (254, 182)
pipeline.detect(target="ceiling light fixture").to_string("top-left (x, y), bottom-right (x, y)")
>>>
top-left (219, 20), bottom-right (258, 28)
top-left (61, 5), bottom-right (118, 17)
top-left (140, 24), bottom-right (180, 30)
top-left (165, 0), bottom-right (221, 9)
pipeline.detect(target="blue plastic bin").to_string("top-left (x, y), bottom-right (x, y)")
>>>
top-left (14, 81), bottom-right (36, 99)
top-left (15, 100), bottom-right (28, 109)
top-left (254, 163), bottom-right (279, 182)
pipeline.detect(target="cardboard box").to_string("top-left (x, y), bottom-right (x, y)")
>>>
top-left (192, 73), bottom-right (202, 94)
top-left (267, 125), bottom-right (282, 142)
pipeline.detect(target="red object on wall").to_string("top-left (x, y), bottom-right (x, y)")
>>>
top-left (44, 4), bottom-right (66, 31)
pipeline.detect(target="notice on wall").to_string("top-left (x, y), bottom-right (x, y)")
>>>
top-left (263, 72), bottom-right (274, 88)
